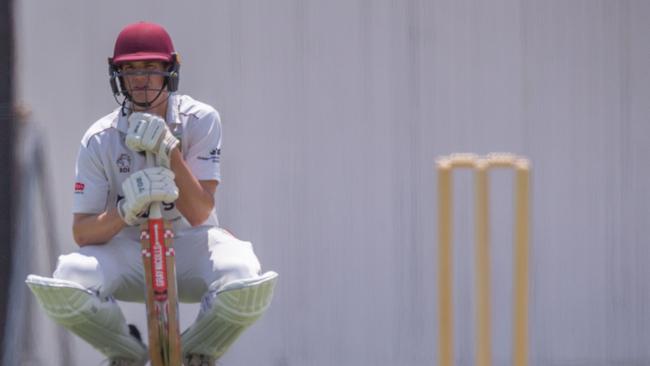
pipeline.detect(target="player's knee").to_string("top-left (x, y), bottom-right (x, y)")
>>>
top-left (206, 263), bottom-right (261, 296)
top-left (53, 252), bottom-right (104, 291)
top-left (225, 258), bottom-right (263, 283)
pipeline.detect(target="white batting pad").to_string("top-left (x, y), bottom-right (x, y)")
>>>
top-left (182, 271), bottom-right (278, 358)
top-left (25, 275), bottom-right (147, 363)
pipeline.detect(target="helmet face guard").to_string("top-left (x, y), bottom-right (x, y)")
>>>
top-left (108, 53), bottom-right (180, 108)
top-left (108, 22), bottom-right (180, 110)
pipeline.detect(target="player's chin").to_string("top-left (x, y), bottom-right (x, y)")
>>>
top-left (130, 91), bottom-right (157, 105)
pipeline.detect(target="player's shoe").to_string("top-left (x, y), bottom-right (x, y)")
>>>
top-left (127, 324), bottom-right (143, 344)
top-left (107, 324), bottom-right (147, 366)
top-left (185, 354), bottom-right (216, 366)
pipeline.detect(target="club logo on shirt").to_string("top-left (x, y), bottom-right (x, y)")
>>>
top-left (117, 154), bottom-right (132, 173)
top-left (74, 182), bottom-right (85, 194)
top-left (197, 147), bottom-right (220, 163)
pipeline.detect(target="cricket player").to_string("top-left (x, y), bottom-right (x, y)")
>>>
top-left (25, 21), bottom-right (278, 366)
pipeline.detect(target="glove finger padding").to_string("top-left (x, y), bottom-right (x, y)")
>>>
top-left (125, 112), bottom-right (154, 152)
top-left (142, 117), bottom-right (165, 148)
top-left (126, 112), bottom-right (179, 168)
top-left (126, 112), bottom-right (165, 151)
top-left (118, 167), bottom-right (179, 226)
top-left (156, 133), bottom-right (180, 169)
top-left (149, 183), bottom-right (179, 203)
top-left (145, 166), bottom-right (175, 183)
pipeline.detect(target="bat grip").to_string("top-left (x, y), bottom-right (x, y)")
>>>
top-left (146, 151), bottom-right (163, 219)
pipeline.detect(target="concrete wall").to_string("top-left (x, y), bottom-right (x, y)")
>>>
top-left (15, 1), bottom-right (650, 365)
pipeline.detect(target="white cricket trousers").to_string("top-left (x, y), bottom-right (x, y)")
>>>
top-left (53, 226), bottom-right (263, 302)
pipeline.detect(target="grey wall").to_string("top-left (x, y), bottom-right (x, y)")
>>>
top-left (15, 1), bottom-right (650, 365)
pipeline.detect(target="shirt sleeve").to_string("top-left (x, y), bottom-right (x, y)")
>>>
top-left (184, 109), bottom-right (222, 182)
top-left (72, 139), bottom-right (109, 214)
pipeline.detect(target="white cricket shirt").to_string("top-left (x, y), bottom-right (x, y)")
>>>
top-left (73, 94), bottom-right (222, 232)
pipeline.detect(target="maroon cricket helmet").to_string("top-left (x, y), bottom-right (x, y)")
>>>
top-left (112, 22), bottom-right (175, 65)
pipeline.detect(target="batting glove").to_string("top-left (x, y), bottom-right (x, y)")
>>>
top-left (126, 112), bottom-right (180, 168)
top-left (117, 167), bottom-right (179, 226)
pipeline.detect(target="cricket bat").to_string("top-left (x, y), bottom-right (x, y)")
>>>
top-left (140, 152), bottom-right (182, 366)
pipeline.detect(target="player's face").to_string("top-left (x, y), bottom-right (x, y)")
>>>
top-left (120, 61), bottom-right (168, 105)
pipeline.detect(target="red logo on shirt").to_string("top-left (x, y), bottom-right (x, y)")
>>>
top-left (74, 182), bottom-right (85, 193)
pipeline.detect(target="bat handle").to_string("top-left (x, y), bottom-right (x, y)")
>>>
top-left (146, 151), bottom-right (163, 219)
